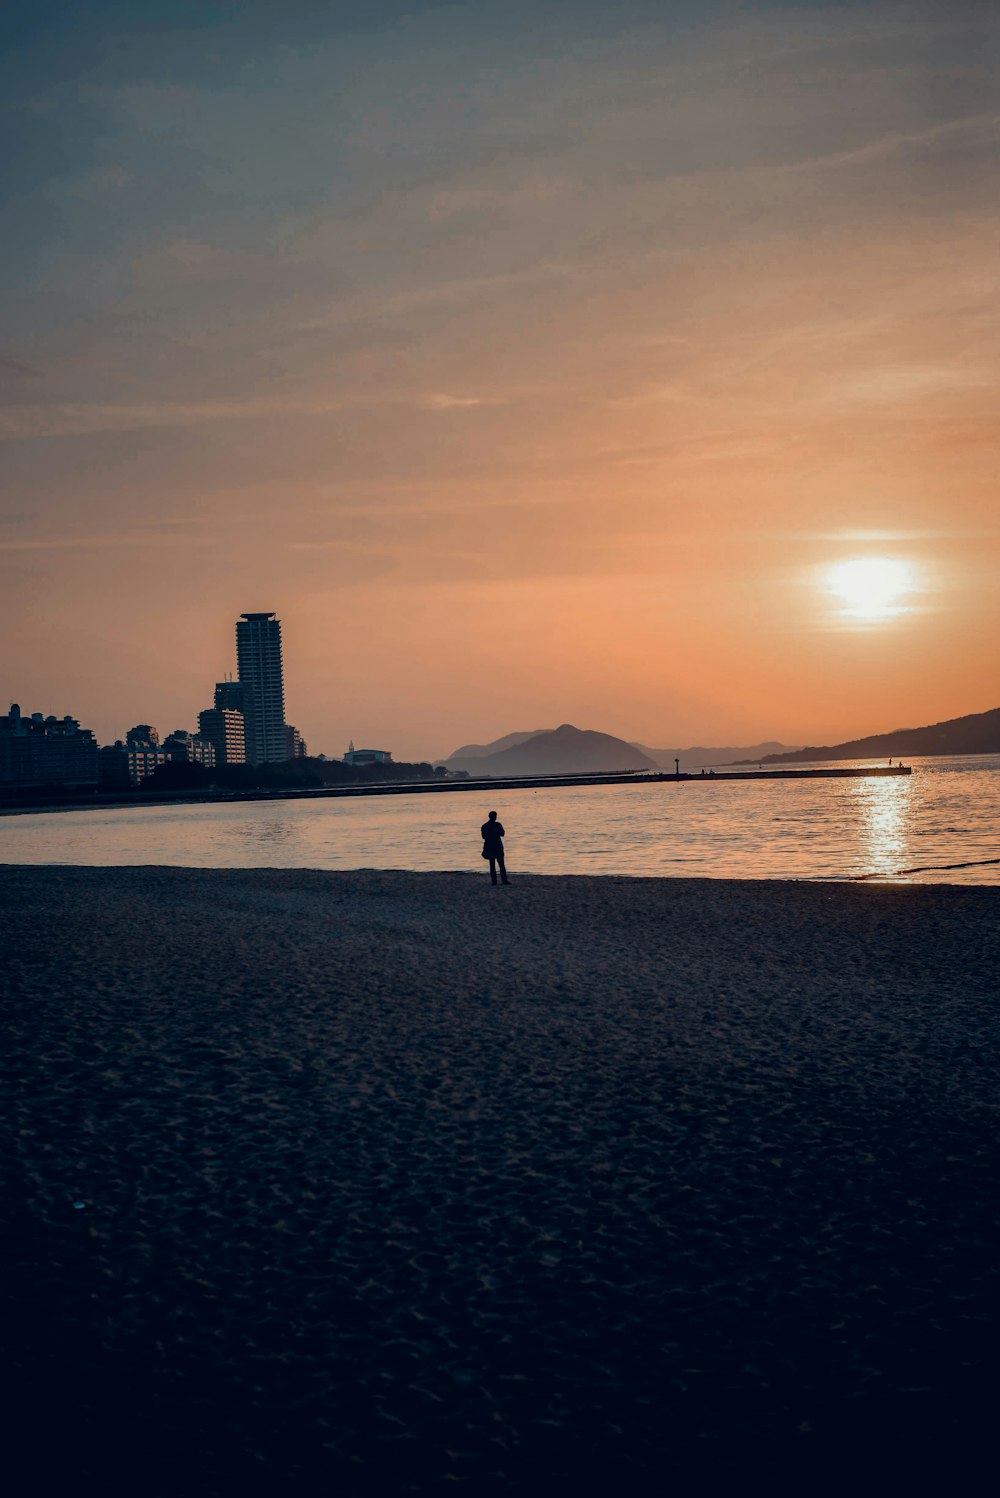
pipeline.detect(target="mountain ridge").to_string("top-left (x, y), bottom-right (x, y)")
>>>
top-left (633, 740), bottom-right (798, 769)
top-left (754, 705), bottom-right (1000, 764)
top-left (442, 728), bottom-right (800, 776)
top-left (444, 724), bottom-right (653, 776)
top-left (443, 730), bottom-right (552, 762)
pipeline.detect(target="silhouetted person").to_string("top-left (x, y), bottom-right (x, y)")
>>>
top-left (481, 810), bottom-right (509, 885)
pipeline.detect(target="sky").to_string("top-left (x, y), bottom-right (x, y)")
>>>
top-left (2, 0), bottom-right (998, 761)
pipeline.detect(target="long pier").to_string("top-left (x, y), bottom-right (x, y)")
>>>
top-left (307, 764), bottom-right (913, 797)
top-left (335, 765), bottom-right (912, 796)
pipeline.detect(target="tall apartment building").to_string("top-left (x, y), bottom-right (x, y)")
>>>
top-left (123, 724), bottom-right (165, 785)
top-left (99, 741), bottom-right (131, 789)
top-left (214, 678), bottom-right (245, 714)
top-left (283, 724), bottom-right (307, 759)
top-left (0, 704), bottom-right (99, 787)
top-left (163, 730), bottom-right (216, 768)
top-left (198, 707), bottom-right (246, 766)
top-left (127, 744), bottom-right (167, 785)
top-left (126, 724), bottom-right (159, 747)
top-left (236, 611), bottom-right (286, 764)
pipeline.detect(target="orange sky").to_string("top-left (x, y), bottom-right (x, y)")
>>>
top-left (2, 2), bottom-right (998, 760)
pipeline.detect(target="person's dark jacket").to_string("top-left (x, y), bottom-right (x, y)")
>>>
top-left (481, 820), bottom-right (505, 852)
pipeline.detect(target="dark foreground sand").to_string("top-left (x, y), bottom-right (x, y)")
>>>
top-left (2, 867), bottom-right (998, 1495)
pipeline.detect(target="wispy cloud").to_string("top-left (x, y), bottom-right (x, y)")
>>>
top-left (829, 364), bottom-right (993, 406)
top-left (426, 393), bottom-right (506, 410)
top-left (57, 164), bottom-right (134, 198)
top-left (0, 534), bottom-right (208, 551)
top-left (807, 528), bottom-right (1000, 543)
top-left (0, 398), bottom-right (301, 441)
top-left (0, 356), bottom-right (41, 380)
top-left (768, 112), bottom-right (1000, 178)
top-left (0, 389), bottom-right (507, 440)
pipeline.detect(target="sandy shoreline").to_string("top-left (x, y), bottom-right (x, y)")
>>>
top-left (3, 867), bottom-right (998, 1493)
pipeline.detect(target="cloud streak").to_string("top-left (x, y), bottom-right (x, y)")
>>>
top-left (0, 533), bottom-right (208, 551)
top-left (0, 390), bottom-right (506, 440)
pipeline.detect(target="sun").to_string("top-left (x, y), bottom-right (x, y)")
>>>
top-left (828, 558), bottom-right (914, 620)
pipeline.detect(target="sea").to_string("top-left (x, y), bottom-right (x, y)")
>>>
top-left (2, 753), bottom-right (998, 884)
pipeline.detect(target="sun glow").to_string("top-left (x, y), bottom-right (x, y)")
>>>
top-left (828, 558), bottom-right (915, 620)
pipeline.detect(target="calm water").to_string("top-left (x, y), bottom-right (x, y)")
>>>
top-left (3, 755), bottom-right (998, 883)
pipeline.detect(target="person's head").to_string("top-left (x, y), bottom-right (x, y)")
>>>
top-left (487, 810), bottom-right (497, 820)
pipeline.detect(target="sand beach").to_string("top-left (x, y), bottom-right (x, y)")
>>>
top-left (2, 867), bottom-right (998, 1493)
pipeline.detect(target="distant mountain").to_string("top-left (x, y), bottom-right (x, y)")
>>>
top-left (755, 706), bottom-right (1000, 764)
top-left (633, 741), bottom-right (799, 770)
top-left (442, 730), bottom-right (552, 763)
top-left (445, 724), bottom-right (654, 776)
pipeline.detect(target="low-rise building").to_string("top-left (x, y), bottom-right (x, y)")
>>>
top-left (343, 741), bottom-right (393, 767)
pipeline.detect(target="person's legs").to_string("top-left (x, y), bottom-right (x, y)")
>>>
top-left (488, 855), bottom-right (498, 885)
top-left (497, 851), bottom-right (508, 884)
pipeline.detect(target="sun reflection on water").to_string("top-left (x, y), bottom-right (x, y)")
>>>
top-left (853, 774), bottom-right (912, 879)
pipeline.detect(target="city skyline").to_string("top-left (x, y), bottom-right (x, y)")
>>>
top-left (2, 2), bottom-right (998, 763)
top-left (2, 601), bottom-right (325, 790)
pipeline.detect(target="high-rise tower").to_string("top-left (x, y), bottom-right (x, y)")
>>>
top-left (236, 612), bottom-right (286, 764)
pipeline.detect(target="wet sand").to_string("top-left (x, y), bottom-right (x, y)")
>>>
top-left (2, 867), bottom-right (998, 1493)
